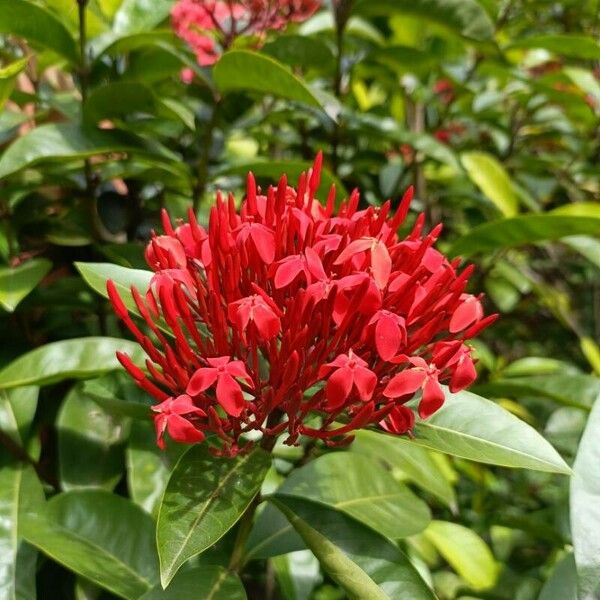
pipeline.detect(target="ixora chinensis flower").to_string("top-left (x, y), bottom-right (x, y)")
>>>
top-left (172, 0), bottom-right (320, 67)
top-left (108, 154), bottom-right (496, 456)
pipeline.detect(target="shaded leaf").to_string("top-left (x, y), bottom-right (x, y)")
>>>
top-left (0, 386), bottom-right (38, 445)
top-left (508, 34), bottom-right (600, 60)
top-left (21, 490), bottom-right (159, 599)
top-left (539, 553), bottom-right (578, 600)
top-left (0, 259), bottom-right (52, 312)
top-left (156, 445), bottom-right (271, 586)
top-left (272, 550), bottom-right (321, 600)
top-left (0, 58), bottom-right (29, 111)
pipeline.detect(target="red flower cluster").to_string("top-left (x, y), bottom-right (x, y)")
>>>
top-left (172, 0), bottom-right (320, 66)
top-left (108, 154), bottom-right (495, 455)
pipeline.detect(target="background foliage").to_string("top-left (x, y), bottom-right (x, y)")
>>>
top-left (0, 0), bottom-right (599, 599)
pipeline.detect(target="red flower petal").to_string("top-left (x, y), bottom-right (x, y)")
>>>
top-left (353, 366), bottom-right (377, 401)
top-left (375, 314), bottom-right (402, 361)
top-left (166, 414), bottom-right (205, 444)
top-left (371, 241), bottom-right (392, 288)
top-left (325, 367), bottom-right (353, 410)
top-left (450, 356), bottom-right (477, 392)
top-left (250, 224), bottom-right (275, 264)
top-left (419, 377), bottom-right (445, 418)
top-left (274, 257), bottom-right (305, 289)
top-left (253, 303), bottom-right (281, 339)
top-left (450, 297), bottom-right (483, 333)
top-left (383, 368), bottom-right (426, 398)
top-left (187, 368), bottom-right (218, 395)
top-left (382, 405), bottom-right (415, 434)
top-left (216, 373), bottom-right (246, 417)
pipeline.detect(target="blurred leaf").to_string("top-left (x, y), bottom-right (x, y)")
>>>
top-left (563, 236), bottom-right (600, 269)
top-left (580, 338), bottom-right (600, 376)
top-left (277, 452), bottom-right (431, 539)
top-left (126, 421), bottom-right (184, 518)
top-left (539, 553), bottom-right (578, 600)
top-left (0, 337), bottom-right (146, 389)
top-left (408, 388), bottom-right (572, 473)
top-left (0, 58), bottom-right (29, 110)
top-left (351, 430), bottom-right (456, 509)
top-left (271, 496), bottom-right (436, 600)
top-left (0, 0), bottom-right (78, 62)
top-left (156, 445), bottom-right (271, 587)
top-left (22, 490), bottom-right (159, 599)
top-left (57, 384), bottom-right (128, 491)
top-left (460, 151), bottom-right (519, 217)
top-left (353, 0), bottom-right (494, 41)
top-left (508, 34), bottom-right (600, 60)
top-left (272, 550), bottom-right (321, 600)
top-left (0, 258), bottom-right (52, 312)
top-left (215, 159), bottom-right (347, 199)
top-left (0, 464), bottom-right (44, 600)
top-left (139, 566), bottom-right (246, 599)
top-left (0, 386), bottom-right (38, 445)
top-left (565, 67), bottom-right (600, 106)
top-left (263, 34), bottom-right (335, 72)
top-left (449, 215), bottom-right (600, 258)
top-left (424, 521), bottom-right (499, 590)
top-left (571, 394), bottom-right (600, 600)
top-left (0, 123), bottom-right (184, 180)
top-left (214, 51), bottom-right (335, 119)
top-left (113, 0), bottom-right (175, 34)
top-left (83, 373), bottom-right (154, 420)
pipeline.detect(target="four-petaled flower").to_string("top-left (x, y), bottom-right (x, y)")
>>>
top-left (152, 394), bottom-right (206, 449)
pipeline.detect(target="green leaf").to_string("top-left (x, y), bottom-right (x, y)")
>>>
top-left (271, 496), bottom-right (436, 600)
top-left (83, 373), bottom-right (154, 420)
top-left (139, 566), bottom-right (246, 600)
top-left (571, 394), bottom-right (600, 600)
top-left (508, 34), bottom-right (600, 60)
top-left (408, 388), bottom-right (571, 473)
top-left (0, 464), bottom-right (44, 600)
top-left (563, 236), bottom-right (600, 269)
top-left (0, 337), bottom-right (146, 389)
top-left (57, 384), bottom-right (128, 491)
top-left (263, 34), bottom-right (335, 72)
top-left (213, 51), bottom-right (334, 119)
top-left (215, 159), bottom-right (347, 200)
top-left (0, 0), bottom-right (78, 62)
top-left (353, 0), bottom-right (494, 42)
top-left (460, 151), bottom-right (519, 217)
top-left (351, 430), bottom-right (457, 509)
top-left (113, 0), bottom-right (176, 34)
top-left (0, 58), bottom-right (29, 111)
top-left (0, 258), bottom-right (52, 312)
top-left (276, 452), bottom-right (431, 539)
top-left (424, 521), bottom-right (499, 590)
top-left (21, 490), bottom-right (159, 599)
top-left (0, 386), bottom-right (38, 445)
top-left (539, 553), bottom-right (578, 600)
top-left (126, 421), bottom-right (185, 518)
top-left (272, 550), bottom-right (321, 600)
top-left (449, 214), bottom-right (600, 258)
top-left (156, 445), bottom-right (271, 587)
top-left (0, 123), bottom-right (183, 180)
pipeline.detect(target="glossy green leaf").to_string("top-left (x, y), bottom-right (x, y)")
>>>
top-left (157, 445), bottom-right (271, 586)
top-left (277, 452), bottom-right (431, 539)
top-left (272, 496), bottom-right (436, 600)
top-left (21, 490), bottom-right (159, 599)
top-left (0, 58), bottom-right (29, 111)
top-left (353, 0), bottom-right (494, 41)
top-left (272, 550), bottom-right (321, 600)
top-left (539, 553), bottom-right (578, 600)
top-left (57, 384), bottom-right (128, 491)
top-left (0, 123), bottom-right (182, 180)
top-left (113, 0), bottom-right (176, 34)
top-left (0, 258), bottom-right (52, 312)
top-left (460, 151), bottom-right (519, 217)
top-left (83, 373), bottom-right (154, 420)
top-left (449, 214), bottom-right (600, 258)
top-left (139, 566), bottom-right (246, 600)
top-left (216, 159), bottom-right (347, 200)
top-left (424, 521), bottom-right (499, 590)
top-left (408, 388), bottom-right (571, 473)
top-left (0, 464), bottom-right (44, 600)
top-left (571, 394), bottom-right (600, 600)
top-left (0, 337), bottom-right (146, 389)
top-left (263, 34), bottom-right (335, 71)
top-left (0, 386), bottom-right (38, 445)
top-left (351, 430), bottom-right (456, 509)
top-left (0, 0), bottom-right (78, 62)
top-left (213, 51), bottom-right (331, 117)
top-left (563, 236), bottom-right (600, 269)
top-left (126, 421), bottom-right (185, 518)
top-left (508, 34), bottom-right (600, 60)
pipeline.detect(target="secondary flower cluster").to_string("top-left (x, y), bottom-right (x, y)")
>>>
top-left (108, 154), bottom-right (495, 455)
top-left (172, 0), bottom-right (320, 67)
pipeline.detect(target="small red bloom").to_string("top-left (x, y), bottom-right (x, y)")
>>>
top-left (109, 153), bottom-right (494, 455)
